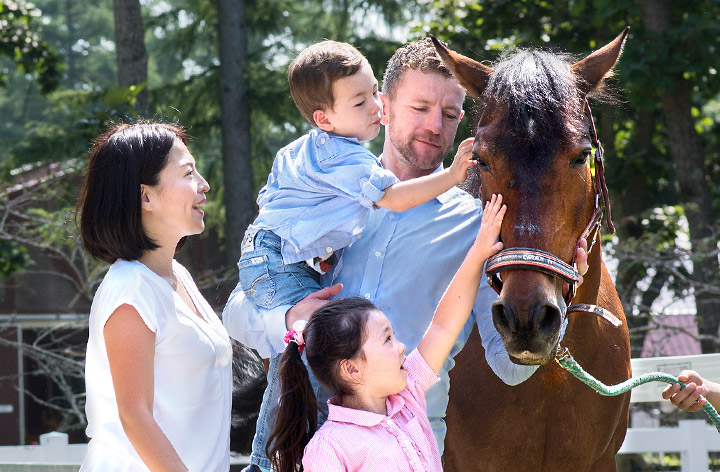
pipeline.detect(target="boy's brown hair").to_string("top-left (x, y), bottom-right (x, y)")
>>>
top-left (288, 41), bottom-right (367, 126)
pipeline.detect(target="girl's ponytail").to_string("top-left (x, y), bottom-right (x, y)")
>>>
top-left (267, 341), bottom-right (318, 472)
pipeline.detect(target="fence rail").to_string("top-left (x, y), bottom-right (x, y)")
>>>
top-left (2, 354), bottom-right (719, 470)
top-left (0, 432), bottom-right (250, 470)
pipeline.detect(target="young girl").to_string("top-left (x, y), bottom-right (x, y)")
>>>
top-left (78, 122), bottom-right (232, 471)
top-left (268, 194), bottom-right (506, 472)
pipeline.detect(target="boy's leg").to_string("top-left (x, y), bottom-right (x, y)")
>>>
top-left (247, 354), bottom-right (282, 470)
top-left (238, 230), bottom-right (322, 310)
top-left (240, 231), bottom-right (329, 468)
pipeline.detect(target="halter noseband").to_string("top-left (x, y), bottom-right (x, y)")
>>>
top-left (485, 99), bottom-right (615, 307)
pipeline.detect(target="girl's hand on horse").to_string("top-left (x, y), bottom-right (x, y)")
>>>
top-left (449, 137), bottom-right (477, 184)
top-left (469, 194), bottom-right (505, 264)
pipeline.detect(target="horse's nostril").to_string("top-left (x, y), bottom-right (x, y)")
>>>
top-left (492, 302), bottom-right (513, 334)
top-left (536, 303), bottom-right (561, 336)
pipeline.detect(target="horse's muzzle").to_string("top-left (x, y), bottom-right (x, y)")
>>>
top-left (491, 297), bottom-right (563, 365)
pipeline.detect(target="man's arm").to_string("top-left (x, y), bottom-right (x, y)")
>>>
top-left (222, 282), bottom-right (342, 358)
top-left (222, 284), bottom-right (289, 358)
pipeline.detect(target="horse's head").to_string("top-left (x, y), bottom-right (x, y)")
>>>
top-left (434, 29), bottom-right (628, 365)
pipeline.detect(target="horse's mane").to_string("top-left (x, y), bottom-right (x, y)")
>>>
top-left (482, 49), bottom-right (585, 175)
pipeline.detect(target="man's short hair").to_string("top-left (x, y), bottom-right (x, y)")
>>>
top-left (381, 38), bottom-right (453, 98)
top-left (288, 41), bottom-right (367, 126)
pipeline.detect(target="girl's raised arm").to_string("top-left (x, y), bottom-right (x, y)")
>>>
top-left (417, 194), bottom-right (506, 374)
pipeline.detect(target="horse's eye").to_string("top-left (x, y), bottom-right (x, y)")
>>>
top-left (472, 153), bottom-right (490, 170)
top-left (571, 151), bottom-right (591, 167)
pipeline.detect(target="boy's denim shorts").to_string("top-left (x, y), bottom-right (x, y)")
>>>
top-left (237, 229), bottom-right (322, 310)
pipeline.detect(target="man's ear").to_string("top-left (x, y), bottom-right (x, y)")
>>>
top-left (313, 109), bottom-right (335, 133)
top-left (379, 92), bottom-right (389, 126)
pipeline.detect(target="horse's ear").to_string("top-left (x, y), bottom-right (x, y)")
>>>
top-left (572, 27), bottom-right (630, 95)
top-left (431, 35), bottom-right (493, 99)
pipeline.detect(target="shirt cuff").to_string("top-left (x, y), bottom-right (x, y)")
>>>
top-left (265, 304), bottom-right (293, 355)
top-left (405, 349), bottom-right (440, 393)
top-left (357, 169), bottom-right (399, 208)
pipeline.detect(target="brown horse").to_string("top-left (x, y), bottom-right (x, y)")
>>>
top-left (433, 30), bottom-right (632, 471)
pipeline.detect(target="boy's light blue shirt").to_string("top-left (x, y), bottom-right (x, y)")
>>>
top-left (251, 128), bottom-right (399, 264)
top-left (223, 174), bottom-right (539, 452)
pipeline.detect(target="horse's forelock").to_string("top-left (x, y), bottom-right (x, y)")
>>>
top-left (483, 49), bottom-right (585, 173)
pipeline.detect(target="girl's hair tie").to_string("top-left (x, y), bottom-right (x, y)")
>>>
top-left (283, 319), bottom-right (307, 353)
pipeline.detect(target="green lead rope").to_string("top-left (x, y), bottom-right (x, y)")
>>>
top-left (556, 348), bottom-right (720, 433)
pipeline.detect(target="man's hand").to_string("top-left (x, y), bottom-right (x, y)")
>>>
top-left (284, 283), bottom-right (343, 330)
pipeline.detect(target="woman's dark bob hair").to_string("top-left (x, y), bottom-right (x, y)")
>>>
top-left (77, 121), bottom-right (188, 264)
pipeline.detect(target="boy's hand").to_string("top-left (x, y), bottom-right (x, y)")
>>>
top-left (449, 137), bottom-right (477, 185)
top-left (469, 194), bottom-right (505, 264)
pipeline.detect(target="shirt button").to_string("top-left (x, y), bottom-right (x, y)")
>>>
top-left (364, 293), bottom-right (370, 299)
top-left (321, 138), bottom-right (326, 145)
top-left (325, 246), bottom-right (333, 253)
top-left (403, 439), bottom-right (411, 446)
top-left (388, 213), bottom-right (395, 220)
top-left (356, 234), bottom-right (362, 239)
top-left (387, 419), bottom-right (395, 426)
top-left (374, 251), bottom-right (381, 257)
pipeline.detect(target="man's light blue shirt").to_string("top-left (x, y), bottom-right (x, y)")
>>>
top-left (251, 128), bottom-right (399, 264)
top-left (223, 172), bottom-right (539, 452)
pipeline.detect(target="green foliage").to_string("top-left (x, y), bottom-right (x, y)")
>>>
top-left (0, 0), bottom-right (62, 92)
top-left (0, 238), bottom-right (27, 278)
top-left (1, 85), bottom-right (141, 179)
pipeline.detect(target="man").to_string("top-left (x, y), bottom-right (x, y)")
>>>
top-left (223, 38), bottom-right (587, 471)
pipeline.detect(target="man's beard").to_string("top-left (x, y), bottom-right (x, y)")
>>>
top-left (388, 125), bottom-right (449, 172)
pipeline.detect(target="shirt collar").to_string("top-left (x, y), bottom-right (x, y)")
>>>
top-left (314, 128), bottom-right (361, 145)
top-left (326, 394), bottom-right (408, 427)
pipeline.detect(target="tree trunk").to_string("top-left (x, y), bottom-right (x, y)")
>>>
top-left (640, 0), bottom-right (720, 352)
top-left (217, 0), bottom-right (254, 265)
top-left (64, 0), bottom-right (78, 87)
top-left (113, 0), bottom-right (148, 112)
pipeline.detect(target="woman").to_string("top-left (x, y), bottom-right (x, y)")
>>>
top-left (78, 122), bottom-right (232, 471)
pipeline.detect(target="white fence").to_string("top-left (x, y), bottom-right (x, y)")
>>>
top-left (2, 354), bottom-right (718, 470)
top-left (616, 353), bottom-right (720, 472)
top-left (0, 432), bottom-right (250, 470)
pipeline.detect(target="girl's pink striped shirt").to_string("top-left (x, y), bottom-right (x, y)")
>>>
top-left (302, 349), bottom-right (441, 471)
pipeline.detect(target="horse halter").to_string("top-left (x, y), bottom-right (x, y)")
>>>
top-left (485, 99), bottom-right (616, 308)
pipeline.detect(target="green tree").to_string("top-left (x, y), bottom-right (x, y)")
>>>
top-left (0, 0), bottom-right (62, 93)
